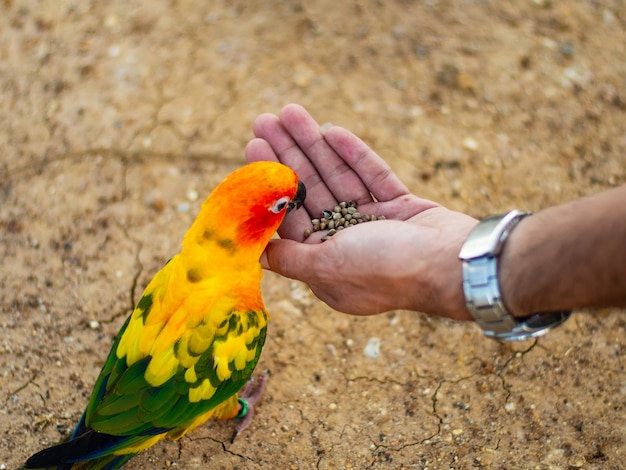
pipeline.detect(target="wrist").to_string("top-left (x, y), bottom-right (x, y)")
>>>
top-left (405, 212), bottom-right (476, 321)
top-left (498, 215), bottom-right (533, 318)
top-left (440, 239), bottom-right (474, 321)
top-left (459, 210), bottom-right (571, 340)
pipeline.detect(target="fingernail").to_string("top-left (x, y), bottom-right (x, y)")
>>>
top-left (260, 251), bottom-right (270, 270)
top-left (319, 122), bottom-right (333, 135)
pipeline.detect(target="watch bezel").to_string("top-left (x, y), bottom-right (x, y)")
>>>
top-left (458, 210), bottom-right (529, 260)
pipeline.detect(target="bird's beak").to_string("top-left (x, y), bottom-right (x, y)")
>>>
top-left (287, 180), bottom-right (306, 213)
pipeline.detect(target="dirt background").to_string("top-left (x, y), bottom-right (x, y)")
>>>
top-left (1, 1), bottom-right (625, 469)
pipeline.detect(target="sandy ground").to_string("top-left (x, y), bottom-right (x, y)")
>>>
top-left (1, 1), bottom-right (625, 469)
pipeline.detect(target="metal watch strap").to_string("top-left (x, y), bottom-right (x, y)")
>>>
top-left (459, 210), bottom-right (571, 341)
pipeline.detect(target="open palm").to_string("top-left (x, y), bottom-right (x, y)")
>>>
top-left (245, 104), bottom-right (477, 320)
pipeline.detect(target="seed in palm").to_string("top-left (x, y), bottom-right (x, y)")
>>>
top-left (303, 200), bottom-right (385, 240)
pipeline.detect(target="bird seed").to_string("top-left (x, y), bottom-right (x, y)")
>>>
top-left (303, 200), bottom-right (386, 241)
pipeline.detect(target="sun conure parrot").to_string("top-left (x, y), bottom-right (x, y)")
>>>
top-left (22, 161), bottom-right (306, 470)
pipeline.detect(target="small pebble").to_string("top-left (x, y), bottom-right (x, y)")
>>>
top-left (186, 188), bottom-right (199, 202)
top-left (177, 202), bottom-right (190, 213)
top-left (363, 337), bottom-right (381, 359)
top-left (462, 136), bottom-right (479, 152)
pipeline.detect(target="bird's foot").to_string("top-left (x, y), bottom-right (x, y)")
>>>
top-left (230, 370), bottom-right (270, 443)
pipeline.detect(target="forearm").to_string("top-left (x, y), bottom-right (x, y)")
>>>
top-left (499, 185), bottom-right (626, 317)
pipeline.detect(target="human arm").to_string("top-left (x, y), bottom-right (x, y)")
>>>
top-left (246, 104), bottom-right (626, 320)
top-left (499, 184), bottom-right (626, 317)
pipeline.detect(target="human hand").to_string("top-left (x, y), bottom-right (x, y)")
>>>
top-left (245, 104), bottom-right (478, 320)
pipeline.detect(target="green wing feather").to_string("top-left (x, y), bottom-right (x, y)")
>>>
top-left (83, 307), bottom-right (267, 438)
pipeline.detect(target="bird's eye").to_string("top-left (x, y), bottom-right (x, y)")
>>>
top-left (269, 196), bottom-right (290, 214)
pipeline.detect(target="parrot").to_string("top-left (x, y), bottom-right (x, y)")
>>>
top-left (22, 161), bottom-right (306, 470)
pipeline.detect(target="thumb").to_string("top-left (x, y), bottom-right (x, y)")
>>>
top-left (260, 239), bottom-right (314, 281)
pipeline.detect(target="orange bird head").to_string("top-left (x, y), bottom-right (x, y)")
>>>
top-left (184, 161), bottom-right (306, 260)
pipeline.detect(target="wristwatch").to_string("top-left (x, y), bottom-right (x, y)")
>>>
top-left (458, 210), bottom-right (571, 341)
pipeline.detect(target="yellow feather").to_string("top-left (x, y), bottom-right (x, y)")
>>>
top-left (217, 336), bottom-right (246, 358)
top-left (188, 326), bottom-right (214, 355)
top-left (138, 321), bottom-right (165, 358)
top-left (144, 346), bottom-right (179, 386)
top-left (184, 365), bottom-right (197, 384)
top-left (175, 334), bottom-right (196, 369)
top-left (116, 312), bottom-right (144, 364)
top-left (188, 378), bottom-right (216, 403)
top-left (113, 434), bottom-right (165, 455)
top-left (233, 348), bottom-right (247, 371)
top-left (214, 356), bottom-right (232, 382)
top-left (188, 386), bottom-right (203, 404)
top-left (246, 347), bottom-right (257, 362)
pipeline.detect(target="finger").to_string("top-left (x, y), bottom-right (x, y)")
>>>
top-left (251, 113), bottom-right (295, 158)
top-left (279, 204), bottom-right (316, 242)
top-left (262, 239), bottom-right (317, 282)
top-left (245, 137), bottom-right (280, 164)
top-left (279, 104), bottom-right (374, 205)
top-left (252, 112), bottom-right (337, 217)
top-left (322, 125), bottom-right (411, 202)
